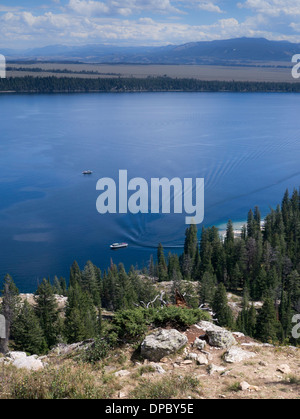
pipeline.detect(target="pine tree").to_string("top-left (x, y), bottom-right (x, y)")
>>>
top-left (69, 261), bottom-right (82, 288)
top-left (256, 297), bottom-right (279, 343)
top-left (82, 261), bottom-right (101, 306)
top-left (212, 283), bottom-right (234, 328)
top-left (157, 243), bottom-right (168, 282)
top-left (246, 303), bottom-right (257, 338)
top-left (34, 279), bottom-right (59, 349)
top-left (13, 300), bottom-right (47, 355)
top-left (65, 283), bottom-right (98, 343)
top-left (199, 271), bottom-right (216, 305)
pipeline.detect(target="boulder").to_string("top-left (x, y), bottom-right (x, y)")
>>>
top-left (141, 329), bottom-right (188, 362)
top-left (7, 352), bottom-right (27, 361)
top-left (197, 321), bottom-right (236, 349)
top-left (12, 355), bottom-right (44, 371)
top-left (223, 347), bottom-right (256, 364)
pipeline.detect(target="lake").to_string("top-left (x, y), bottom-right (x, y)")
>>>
top-left (0, 92), bottom-right (299, 292)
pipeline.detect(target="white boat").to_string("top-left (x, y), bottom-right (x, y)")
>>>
top-left (83, 170), bottom-right (93, 175)
top-left (110, 243), bottom-right (128, 250)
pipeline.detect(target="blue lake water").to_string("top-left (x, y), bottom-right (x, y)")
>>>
top-left (0, 92), bottom-right (299, 292)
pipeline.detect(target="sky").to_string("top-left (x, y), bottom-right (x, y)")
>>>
top-left (1, 0), bottom-right (300, 49)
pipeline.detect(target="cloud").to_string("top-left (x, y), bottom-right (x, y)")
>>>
top-left (238, 0), bottom-right (300, 17)
top-left (197, 1), bottom-right (224, 14)
top-left (68, 0), bottom-right (183, 16)
top-left (1, 0), bottom-right (300, 49)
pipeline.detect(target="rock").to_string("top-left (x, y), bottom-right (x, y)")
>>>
top-left (141, 329), bottom-right (188, 362)
top-left (13, 356), bottom-right (44, 371)
top-left (207, 364), bottom-right (226, 376)
top-left (51, 340), bottom-right (94, 356)
top-left (224, 347), bottom-right (256, 364)
top-left (150, 363), bottom-right (166, 374)
top-left (239, 381), bottom-right (250, 391)
top-left (114, 370), bottom-right (131, 378)
top-left (259, 361), bottom-right (268, 367)
top-left (181, 360), bottom-right (193, 365)
top-left (186, 352), bottom-right (208, 365)
top-left (197, 322), bottom-right (236, 349)
top-left (7, 352), bottom-right (27, 361)
top-left (193, 338), bottom-right (206, 351)
top-left (196, 354), bottom-right (209, 366)
top-left (186, 353), bottom-right (199, 361)
top-left (239, 381), bottom-right (260, 392)
top-left (207, 329), bottom-right (236, 349)
top-left (118, 392), bottom-right (127, 399)
top-left (233, 332), bottom-right (245, 338)
top-left (277, 364), bottom-right (291, 375)
top-left (201, 350), bottom-right (213, 361)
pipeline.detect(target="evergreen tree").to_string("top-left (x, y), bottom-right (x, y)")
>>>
top-left (157, 243), bottom-right (168, 282)
top-left (34, 279), bottom-right (60, 349)
top-left (256, 297), bottom-right (279, 343)
top-left (199, 271), bottom-right (217, 306)
top-left (82, 261), bottom-right (101, 306)
top-left (65, 283), bottom-right (98, 343)
top-left (13, 300), bottom-right (47, 355)
top-left (69, 261), bottom-right (82, 288)
top-left (212, 283), bottom-right (234, 328)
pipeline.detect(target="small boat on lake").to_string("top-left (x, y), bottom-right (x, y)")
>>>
top-left (82, 170), bottom-right (93, 175)
top-left (110, 243), bottom-right (129, 250)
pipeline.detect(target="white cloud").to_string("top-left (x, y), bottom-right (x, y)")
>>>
top-left (68, 0), bottom-right (183, 16)
top-left (197, 1), bottom-right (224, 14)
top-left (238, 0), bottom-right (300, 17)
top-left (1, 0), bottom-right (300, 49)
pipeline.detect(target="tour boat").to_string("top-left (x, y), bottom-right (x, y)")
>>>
top-left (110, 243), bottom-right (129, 250)
top-left (82, 170), bottom-right (93, 175)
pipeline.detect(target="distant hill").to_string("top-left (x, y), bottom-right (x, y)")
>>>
top-left (4, 37), bottom-right (300, 65)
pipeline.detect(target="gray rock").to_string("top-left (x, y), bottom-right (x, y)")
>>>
top-left (150, 363), bottom-right (166, 374)
top-left (12, 356), bottom-right (44, 371)
top-left (223, 347), bottom-right (256, 364)
top-left (7, 351), bottom-right (27, 361)
top-left (207, 329), bottom-right (236, 349)
top-left (196, 354), bottom-right (209, 366)
top-left (186, 353), bottom-right (199, 361)
top-left (193, 338), bottom-right (206, 351)
top-left (141, 329), bottom-right (188, 362)
top-left (197, 321), bottom-right (236, 349)
top-left (114, 370), bottom-right (131, 378)
top-left (207, 364), bottom-right (226, 375)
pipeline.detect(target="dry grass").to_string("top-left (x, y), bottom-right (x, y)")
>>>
top-left (6, 63), bottom-right (298, 83)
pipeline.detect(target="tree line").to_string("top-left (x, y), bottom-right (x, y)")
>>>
top-left (155, 188), bottom-right (300, 344)
top-left (0, 188), bottom-right (299, 355)
top-left (1, 76), bottom-right (300, 93)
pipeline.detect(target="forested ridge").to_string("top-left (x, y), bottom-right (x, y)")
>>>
top-left (0, 76), bottom-right (300, 93)
top-left (0, 189), bottom-right (299, 357)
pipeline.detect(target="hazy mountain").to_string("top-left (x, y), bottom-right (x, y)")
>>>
top-left (4, 37), bottom-right (300, 65)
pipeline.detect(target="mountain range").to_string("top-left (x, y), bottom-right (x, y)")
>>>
top-left (3, 37), bottom-right (300, 65)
